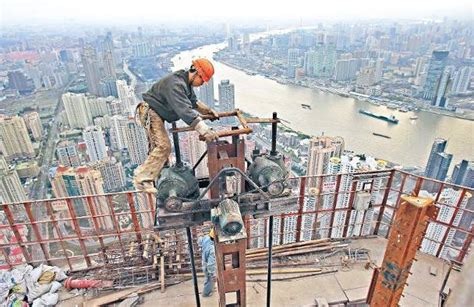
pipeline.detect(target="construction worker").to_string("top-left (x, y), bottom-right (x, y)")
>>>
top-left (200, 228), bottom-right (216, 297)
top-left (133, 58), bottom-right (219, 193)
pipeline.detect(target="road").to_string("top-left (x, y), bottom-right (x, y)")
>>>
top-left (29, 78), bottom-right (74, 200)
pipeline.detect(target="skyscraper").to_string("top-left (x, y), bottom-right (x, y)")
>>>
top-left (102, 50), bottom-right (116, 79)
top-left (306, 136), bottom-right (344, 179)
top-left (301, 136), bottom-right (344, 241)
top-left (81, 46), bottom-right (102, 96)
top-left (185, 131), bottom-right (208, 178)
top-left (432, 67), bottom-right (452, 108)
top-left (425, 138), bottom-right (452, 181)
top-left (7, 71), bottom-right (33, 94)
top-left (218, 80), bottom-right (235, 125)
top-left (421, 188), bottom-right (472, 259)
top-left (451, 160), bottom-right (474, 188)
top-left (89, 157), bottom-right (126, 192)
top-left (88, 97), bottom-right (109, 118)
top-left (422, 51), bottom-right (449, 101)
top-left (62, 93), bottom-right (93, 129)
top-left (23, 112), bottom-right (43, 141)
top-left (196, 78), bottom-right (215, 108)
top-left (100, 77), bottom-right (118, 98)
top-left (0, 116), bottom-right (35, 161)
top-left (83, 126), bottom-right (107, 162)
top-left (124, 119), bottom-right (148, 166)
top-left (56, 140), bottom-right (81, 167)
top-left (51, 166), bottom-right (111, 229)
top-left (451, 66), bottom-right (472, 94)
top-left (0, 156), bottom-right (27, 203)
top-left (116, 80), bottom-right (137, 115)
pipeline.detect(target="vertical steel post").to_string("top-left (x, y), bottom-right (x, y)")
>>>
top-left (172, 122), bottom-right (182, 167)
top-left (270, 112), bottom-right (277, 156)
top-left (186, 226), bottom-right (201, 307)
top-left (267, 215), bottom-right (274, 307)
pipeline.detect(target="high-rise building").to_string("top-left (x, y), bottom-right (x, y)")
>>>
top-left (334, 59), bottom-right (359, 81)
top-left (218, 80), bottom-right (235, 125)
top-left (88, 97), bottom-right (109, 118)
top-left (311, 155), bottom-right (388, 240)
top-left (304, 44), bottom-right (336, 78)
top-left (0, 156), bottom-right (27, 203)
top-left (185, 131), bottom-right (208, 178)
top-left (100, 77), bottom-right (118, 98)
top-left (300, 136), bottom-right (345, 241)
top-left (62, 93), bottom-right (93, 129)
top-left (306, 136), bottom-right (345, 180)
top-left (106, 97), bottom-right (123, 116)
top-left (414, 57), bottom-right (427, 78)
top-left (197, 78), bottom-right (215, 108)
top-left (432, 67), bottom-right (452, 108)
top-left (109, 114), bottom-right (146, 163)
top-left (51, 166), bottom-right (111, 229)
top-left (102, 50), bottom-right (116, 79)
top-left (425, 138), bottom-right (452, 181)
top-left (81, 46), bottom-right (102, 96)
top-left (421, 188), bottom-right (472, 259)
top-left (23, 112), bottom-right (43, 141)
top-left (422, 51), bottom-right (449, 101)
top-left (109, 115), bottom-right (129, 150)
top-left (0, 116), bottom-right (35, 161)
top-left (451, 160), bottom-right (474, 188)
top-left (7, 71), bottom-right (33, 94)
top-left (56, 140), bottom-right (81, 167)
top-left (116, 80), bottom-right (137, 115)
top-left (89, 157), bottom-right (126, 192)
top-left (374, 58), bottom-right (384, 83)
top-left (451, 66), bottom-right (472, 94)
top-left (83, 126), bottom-right (107, 162)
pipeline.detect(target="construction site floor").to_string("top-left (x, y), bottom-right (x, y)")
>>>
top-left (140, 237), bottom-right (458, 306)
top-left (64, 237), bottom-right (460, 306)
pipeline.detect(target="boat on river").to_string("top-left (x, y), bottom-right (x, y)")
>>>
top-left (373, 132), bottom-right (391, 139)
top-left (359, 109), bottom-right (399, 124)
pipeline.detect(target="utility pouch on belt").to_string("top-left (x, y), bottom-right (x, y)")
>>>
top-left (135, 102), bottom-right (150, 128)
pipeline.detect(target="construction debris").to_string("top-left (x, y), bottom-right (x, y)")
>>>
top-left (0, 264), bottom-right (67, 306)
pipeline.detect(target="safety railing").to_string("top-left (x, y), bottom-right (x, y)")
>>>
top-left (0, 170), bottom-right (472, 271)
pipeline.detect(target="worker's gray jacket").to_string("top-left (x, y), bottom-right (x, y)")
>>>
top-left (142, 70), bottom-right (200, 126)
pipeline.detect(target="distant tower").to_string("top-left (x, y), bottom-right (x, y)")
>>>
top-left (56, 140), bottom-right (81, 167)
top-left (116, 80), bottom-right (137, 115)
top-left (83, 126), bottom-right (107, 162)
top-left (197, 77), bottom-right (215, 108)
top-left (0, 116), bottom-right (35, 161)
top-left (81, 46), bottom-right (103, 96)
top-left (424, 138), bottom-right (452, 181)
top-left (102, 50), bottom-right (116, 79)
top-left (62, 93), bottom-right (93, 129)
top-left (422, 51), bottom-right (449, 101)
top-left (451, 66), bottom-right (472, 94)
top-left (218, 80), bottom-right (235, 125)
top-left (432, 67), bottom-right (452, 108)
top-left (0, 156), bottom-right (27, 203)
top-left (23, 112), bottom-right (43, 141)
top-left (452, 160), bottom-right (474, 188)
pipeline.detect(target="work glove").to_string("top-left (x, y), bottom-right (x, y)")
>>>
top-left (195, 121), bottom-right (219, 143)
top-left (197, 101), bottom-right (219, 121)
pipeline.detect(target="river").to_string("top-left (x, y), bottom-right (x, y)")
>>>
top-left (171, 34), bottom-right (474, 169)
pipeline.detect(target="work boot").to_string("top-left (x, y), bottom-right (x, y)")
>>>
top-left (133, 180), bottom-right (158, 194)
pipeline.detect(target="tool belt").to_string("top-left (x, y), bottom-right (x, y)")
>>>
top-left (135, 102), bottom-right (151, 129)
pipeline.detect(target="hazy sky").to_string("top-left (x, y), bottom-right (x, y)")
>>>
top-left (1, 0), bottom-right (472, 25)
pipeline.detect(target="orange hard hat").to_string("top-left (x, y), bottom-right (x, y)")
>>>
top-left (192, 58), bottom-right (214, 82)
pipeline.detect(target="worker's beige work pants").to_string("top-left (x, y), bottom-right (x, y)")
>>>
top-left (133, 108), bottom-right (171, 185)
